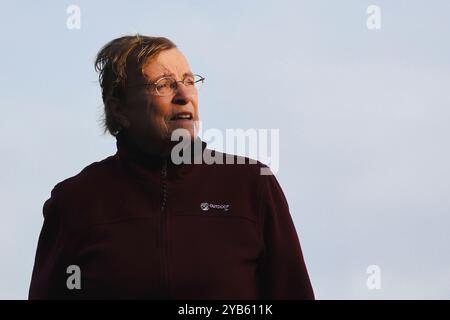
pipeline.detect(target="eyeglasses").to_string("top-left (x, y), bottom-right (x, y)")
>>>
top-left (126, 74), bottom-right (205, 96)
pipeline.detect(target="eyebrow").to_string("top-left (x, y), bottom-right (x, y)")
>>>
top-left (150, 71), bottom-right (194, 82)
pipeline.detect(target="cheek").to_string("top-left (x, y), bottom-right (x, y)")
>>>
top-left (192, 96), bottom-right (200, 117)
top-left (148, 101), bottom-right (171, 134)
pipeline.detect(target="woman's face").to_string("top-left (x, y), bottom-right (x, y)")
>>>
top-left (120, 48), bottom-right (200, 153)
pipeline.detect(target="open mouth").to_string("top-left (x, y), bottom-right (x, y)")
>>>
top-left (170, 112), bottom-right (193, 121)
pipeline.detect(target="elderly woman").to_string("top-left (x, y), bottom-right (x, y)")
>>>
top-left (29, 35), bottom-right (314, 300)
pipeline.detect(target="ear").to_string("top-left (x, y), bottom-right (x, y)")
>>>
top-left (106, 97), bottom-right (131, 129)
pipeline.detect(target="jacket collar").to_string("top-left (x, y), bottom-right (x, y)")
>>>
top-left (115, 131), bottom-right (207, 172)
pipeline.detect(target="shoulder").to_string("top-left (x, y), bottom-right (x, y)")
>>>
top-left (198, 148), bottom-right (278, 200)
top-left (202, 148), bottom-right (285, 198)
top-left (201, 148), bottom-right (270, 179)
top-left (49, 155), bottom-right (118, 201)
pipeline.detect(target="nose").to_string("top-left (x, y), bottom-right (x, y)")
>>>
top-left (172, 82), bottom-right (195, 105)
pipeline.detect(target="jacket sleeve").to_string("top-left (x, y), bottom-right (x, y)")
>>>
top-left (29, 186), bottom-right (68, 299)
top-left (258, 169), bottom-right (314, 300)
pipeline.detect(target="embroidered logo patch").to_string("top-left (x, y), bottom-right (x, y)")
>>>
top-left (200, 202), bottom-right (230, 212)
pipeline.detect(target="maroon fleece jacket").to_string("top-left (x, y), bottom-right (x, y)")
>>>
top-left (29, 134), bottom-right (314, 299)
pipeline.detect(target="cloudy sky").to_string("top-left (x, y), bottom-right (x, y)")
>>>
top-left (1, 0), bottom-right (449, 299)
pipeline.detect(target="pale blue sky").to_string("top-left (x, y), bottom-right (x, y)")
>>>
top-left (1, 0), bottom-right (449, 299)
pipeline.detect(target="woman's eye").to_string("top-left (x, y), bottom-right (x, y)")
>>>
top-left (156, 81), bottom-right (170, 89)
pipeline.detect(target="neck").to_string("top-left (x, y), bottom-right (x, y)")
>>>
top-left (117, 131), bottom-right (172, 157)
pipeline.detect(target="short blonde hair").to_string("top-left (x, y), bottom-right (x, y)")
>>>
top-left (94, 34), bottom-right (176, 136)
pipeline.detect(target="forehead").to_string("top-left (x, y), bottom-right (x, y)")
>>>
top-left (142, 48), bottom-right (191, 80)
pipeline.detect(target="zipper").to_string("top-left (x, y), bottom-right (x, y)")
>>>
top-left (161, 159), bottom-right (168, 212)
top-left (160, 159), bottom-right (170, 298)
